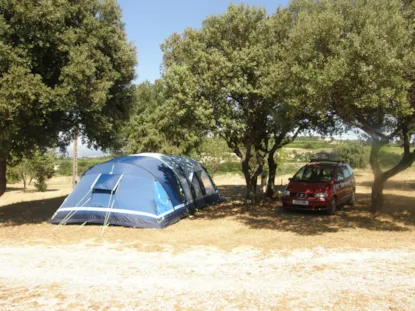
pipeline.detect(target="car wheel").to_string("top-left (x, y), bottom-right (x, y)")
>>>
top-left (328, 198), bottom-right (336, 215)
top-left (347, 190), bottom-right (356, 206)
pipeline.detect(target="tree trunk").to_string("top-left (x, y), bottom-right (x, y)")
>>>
top-left (371, 176), bottom-right (385, 213)
top-left (22, 173), bottom-right (27, 192)
top-left (0, 157), bottom-right (6, 197)
top-left (72, 126), bottom-right (78, 188)
top-left (265, 154), bottom-right (277, 198)
top-left (241, 158), bottom-right (258, 204)
top-left (368, 135), bottom-right (415, 213)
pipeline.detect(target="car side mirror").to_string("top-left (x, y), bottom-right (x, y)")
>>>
top-left (288, 178), bottom-right (292, 181)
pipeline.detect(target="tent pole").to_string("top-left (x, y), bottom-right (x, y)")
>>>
top-left (72, 126), bottom-right (78, 188)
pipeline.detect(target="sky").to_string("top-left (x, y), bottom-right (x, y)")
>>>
top-left (77, 0), bottom-right (289, 156)
top-left (118, 0), bottom-right (289, 83)
top-left (76, 0), bottom-right (356, 157)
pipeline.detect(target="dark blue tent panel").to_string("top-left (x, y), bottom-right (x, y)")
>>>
top-left (50, 153), bottom-right (221, 229)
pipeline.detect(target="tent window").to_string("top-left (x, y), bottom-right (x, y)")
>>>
top-left (191, 176), bottom-right (204, 199)
top-left (92, 174), bottom-right (123, 194)
top-left (153, 181), bottom-right (173, 214)
top-left (200, 171), bottom-right (215, 195)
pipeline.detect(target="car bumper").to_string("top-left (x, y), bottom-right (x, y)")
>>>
top-left (281, 197), bottom-right (330, 211)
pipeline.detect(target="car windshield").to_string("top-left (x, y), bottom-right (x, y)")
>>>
top-left (292, 166), bottom-right (334, 182)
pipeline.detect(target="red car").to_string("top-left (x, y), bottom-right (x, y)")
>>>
top-left (281, 153), bottom-right (356, 215)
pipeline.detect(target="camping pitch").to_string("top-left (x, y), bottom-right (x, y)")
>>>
top-left (50, 153), bottom-right (221, 228)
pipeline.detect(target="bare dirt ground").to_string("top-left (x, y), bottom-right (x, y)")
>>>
top-left (1, 170), bottom-right (415, 310)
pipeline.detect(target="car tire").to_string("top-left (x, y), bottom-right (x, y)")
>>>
top-left (328, 198), bottom-right (336, 215)
top-left (347, 190), bottom-right (356, 206)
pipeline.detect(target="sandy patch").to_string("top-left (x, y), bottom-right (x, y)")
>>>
top-left (1, 245), bottom-right (414, 310)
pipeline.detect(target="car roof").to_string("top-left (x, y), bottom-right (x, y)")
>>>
top-left (305, 162), bottom-right (347, 168)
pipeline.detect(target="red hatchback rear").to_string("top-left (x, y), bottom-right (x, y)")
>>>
top-left (281, 153), bottom-right (356, 215)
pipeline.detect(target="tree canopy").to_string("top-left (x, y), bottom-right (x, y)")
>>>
top-left (287, 0), bottom-right (415, 211)
top-left (161, 4), bottom-right (327, 201)
top-left (0, 0), bottom-right (136, 196)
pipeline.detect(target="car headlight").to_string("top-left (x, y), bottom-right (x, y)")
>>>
top-left (283, 190), bottom-right (290, 197)
top-left (315, 192), bottom-right (329, 199)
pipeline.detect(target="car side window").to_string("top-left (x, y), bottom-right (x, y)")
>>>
top-left (336, 169), bottom-right (345, 181)
top-left (346, 164), bottom-right (353, 176)
top-left (342, 167), bottom-right (351, 179)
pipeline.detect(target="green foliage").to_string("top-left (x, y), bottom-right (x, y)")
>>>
top-left (118, 80), bottom-right (201, 155)
top-left (276, 164), bottom-right (302, 176)
top-left (57, 160), bottom-right (72, 176)
top-left (31, 151), bottom-right (56, 192)
top-left (289, 150), bottom-right (314, 162)
top-left (57, 157), bottom-right (108, 176)
top-left (378, 150), bottom-right (403, 169)
top-left (334, 143), bottom-right (370, 169)
top-left (287, 0), bottom-right (415, 209)
top-left (161, 4), bottom-right (321, 200)
top-left (0, 0), bottom-right (136, 195)
top-left (216, 162), bottom-right (243, 175)
top-left (191, 137), bottom-right (234, 176)
top-left (78, 158), bottom-right (108, 175)
top-left (5, 166), bottom-right (20, 184)
top-left (303, 142), bottom-right (315, 149)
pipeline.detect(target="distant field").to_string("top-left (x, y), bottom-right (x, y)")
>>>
top-left (53, 139), bottom-right (413, 179)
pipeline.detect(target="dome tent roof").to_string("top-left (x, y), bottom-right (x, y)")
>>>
top-left (50, 153), bottom-right (220, 229)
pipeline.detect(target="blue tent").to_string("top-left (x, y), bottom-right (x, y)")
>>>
top-left (50, 153), bottom-right (221, 228)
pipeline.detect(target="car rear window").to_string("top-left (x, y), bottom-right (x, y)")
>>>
top-left (292, 166), bottom-right (334, 182)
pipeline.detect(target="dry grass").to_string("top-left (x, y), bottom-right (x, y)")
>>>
top-left (1, 170), bottom-right (415, 310)
top-left (1, 171), bottom-right (415, 251)
top-left (0, 176), bottom-right (73, 207)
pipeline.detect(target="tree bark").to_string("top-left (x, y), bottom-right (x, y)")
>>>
top-left (242, 157), bottom-right (256, 203)
top-left (371, 176), bottom-right (385, 213)
top-left (368, 132), bottom-right (415, 213)
top-left (22, 173), bottom-right (27, 192)
top-left (0, 157), bottom-right (6, 197)
top-left (72, 126), bottom-right (78, 188)
top-left (241, 155), bottom-right (262, 204)
top-left (265, 154), bottom-right (277, 198)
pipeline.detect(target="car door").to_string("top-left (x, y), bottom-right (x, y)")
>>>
top-left (334, 167), bottom-right (346, 204)
top-left (341, 166), bottom-right (353, 201)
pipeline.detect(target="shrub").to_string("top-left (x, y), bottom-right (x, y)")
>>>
top-left (57, 160), bottom-right (72, 176)
top-left (5, 166), bottom-right (20, 184)
top-left (31, 151), bottom-right (56, 192)
top-left (191, 137), bottom-right (234, 176)
top-left (303, 142), bottom-right (315, 149)
top-left (334, 142), bottom-right (369, 169)
top-left (216, 161), bottom-right (242, 175)
top-left (378, 150), bottom-right (402, 168)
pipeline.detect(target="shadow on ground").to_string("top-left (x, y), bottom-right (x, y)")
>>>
top-left (5, 186), bottom-right (59, 193)
top-left (1, 184), bottom-right (415, 236)
top-left (0, 196), bottom-right (66, 226)
top-left (358, 180), bottom-right (415, 191)
top-left (196, 185), bottom-right (415, 235)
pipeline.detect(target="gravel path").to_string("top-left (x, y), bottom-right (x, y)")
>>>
top-left (1, 245), bottom-right (415, 310)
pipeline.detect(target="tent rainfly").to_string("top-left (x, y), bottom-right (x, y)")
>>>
top-left (50, 153), bottom-right (221, 228)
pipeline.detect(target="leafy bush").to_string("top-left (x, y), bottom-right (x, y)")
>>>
top-left (31, 152), bottom-right (56, 192)
top-left (276, 164), bottom-right (301, 176)
top-left (334, 142), bottom-right (369, 169)
top-left (58, 160), bottom-right (72, 176)
top-left (378, 150), bottom-right (402, 168)
top-left (303, 142), bottom-right (315, 149)
top-left (216, 161), bottom-right (242, 175)
top-left (5, 166), bottom-right (20, 184)
top-left (289, 150), bottom-right (313, 162)
top-left (191, 137), bottom-right (234, 176)
top-left (57, 158), bottom-right (108, 176)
